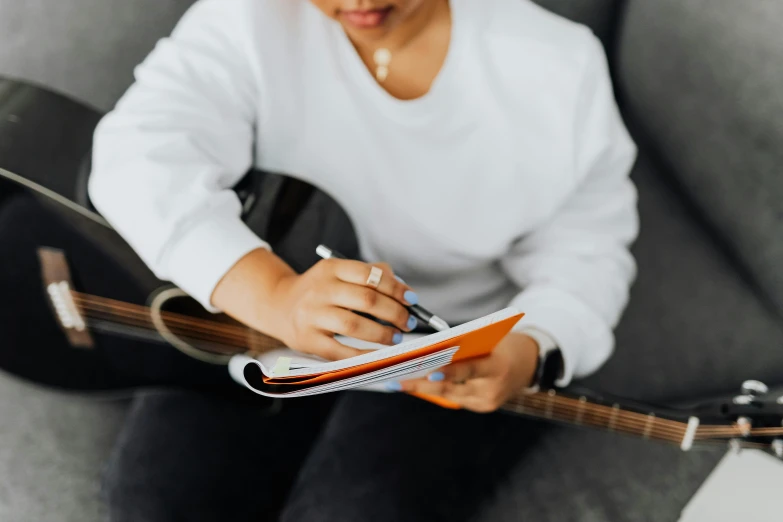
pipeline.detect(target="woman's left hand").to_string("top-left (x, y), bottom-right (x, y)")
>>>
top-left (396, 332), bottom-right (540, 413)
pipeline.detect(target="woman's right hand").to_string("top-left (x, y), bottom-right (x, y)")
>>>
top-left (268, 257), bottom-right (418, 360)
top-left (211, 248), bottom-right (418, 361)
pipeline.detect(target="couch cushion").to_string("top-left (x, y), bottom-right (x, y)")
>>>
top-left (0, 373), bottom-right (128, 522)
top-left (0, 0), bottom-right (195, 111)
top-left (581, 153), bottom-right (783, 402)
top-left (477, 422), bottom-right (723, 522)
top-left (616, 0), bottom-right (783, 318)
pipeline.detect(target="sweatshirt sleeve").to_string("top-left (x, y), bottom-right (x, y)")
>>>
top-left (89, 0), bottom-right (268, 312)
top-left (501, 36), bottom-right (639, 386)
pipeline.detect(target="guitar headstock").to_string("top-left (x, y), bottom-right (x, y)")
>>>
top-left (696, 380), bottom-right (783, 458)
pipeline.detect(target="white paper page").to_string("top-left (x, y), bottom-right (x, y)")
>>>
top-left (230, 347), bottom-right (458, 398)
top-left (679, 449), bottom-right (783, 522)
top-left (253, 307), bottom-right (519, 378)
top-left (252, 334), bottom-right (426, 372)
top-left (287, 351), bottom-right (456, 397)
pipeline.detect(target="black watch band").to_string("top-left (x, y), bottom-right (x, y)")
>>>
top-left (530, 346), bottom-right (564, 390)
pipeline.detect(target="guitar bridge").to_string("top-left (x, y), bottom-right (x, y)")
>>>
top-left (38, 247), bottom-right (94, 349)
top-left (47, 281), bottom-right (86, 332)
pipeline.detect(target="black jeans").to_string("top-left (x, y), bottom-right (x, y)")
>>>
top-left (0, 195), bottom-right (548, 522)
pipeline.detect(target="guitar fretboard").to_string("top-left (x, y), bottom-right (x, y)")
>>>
top-left (501, 389), bottom-right (688, 445)
top-left (67, 290), bottom-right (776, 446)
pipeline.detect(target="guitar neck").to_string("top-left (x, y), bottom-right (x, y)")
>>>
top-left (66, 291), bottom-right (736, 450)
top-left (69, 290), bottom-right (282, 355)
top-left (501, 389), bottom-right (695, 448)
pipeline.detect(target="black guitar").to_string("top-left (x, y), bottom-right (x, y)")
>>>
top-left (2, 165), bottom-right (783, 461)
top-left (2, 76), bottom-right (782, 458)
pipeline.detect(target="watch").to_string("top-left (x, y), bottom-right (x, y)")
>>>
top-left (520, 327), bottom-right (564, 392)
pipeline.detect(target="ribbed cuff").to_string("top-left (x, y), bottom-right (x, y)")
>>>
top-left (161, 212), bottom-right (270, 313)
top-left (509, 286), bottom-right (613, 387)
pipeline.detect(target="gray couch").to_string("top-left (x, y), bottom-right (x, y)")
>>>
top-left (1, 0), bottom-right (782, 521)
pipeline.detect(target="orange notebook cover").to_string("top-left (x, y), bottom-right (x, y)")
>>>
top-left (233, 309), bottom-right (525, 409)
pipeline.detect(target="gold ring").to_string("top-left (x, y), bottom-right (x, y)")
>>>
top-left (366, 266), bottom-right (383, 289)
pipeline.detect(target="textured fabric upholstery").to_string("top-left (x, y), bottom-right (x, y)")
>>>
top-left (0, 0), bottom-right (196, 111)
top-left (583, 154), bottom-right (783, 402)
top-left (616, 0), bottom-right (783, 318)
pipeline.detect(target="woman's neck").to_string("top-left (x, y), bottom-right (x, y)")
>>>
top-left (350, 0), bottom-right (452, 100)
top-left (367, 0), bottom-right (448, 53)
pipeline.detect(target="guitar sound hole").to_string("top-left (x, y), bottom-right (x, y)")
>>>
top-left (158, 294), bottom-right (246, 356)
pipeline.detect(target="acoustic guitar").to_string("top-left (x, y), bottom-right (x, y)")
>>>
top-left (2, 165), bottom-right (783, 461)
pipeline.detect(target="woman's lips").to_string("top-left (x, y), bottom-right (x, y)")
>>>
top-left (339, 6), bottom-right (393, 29)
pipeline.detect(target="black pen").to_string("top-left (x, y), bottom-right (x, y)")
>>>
top-left (315, 245), bottom-right (450, 332)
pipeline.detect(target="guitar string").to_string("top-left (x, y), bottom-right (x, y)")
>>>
top-left (508, 397), bottom-right (783, 438)
top-left (73, 293), bottom-right (288, 351)
top-left (503, 394), bottom-right (766, 440)
top-left (504, 400), bottom-right (752, 442)
top-left (76, 296), bottom-right (694, 435)
top-left (504, 396), bottom-right (689, 439)
top-left (501, 399), bottom-right (688, 442)
top-left (75, 299), bottom-right (258, 347)
top-left (77, 293), bottom-right (698, 437)
top-left (509, 392), bottom-right (687, 429)
top-left (71, 295), bottom-right (779, 438)
top-left (73, 293), bottom-right (260, 340)
top-left (75, 302), bottom-right (261, 348)
top-left (75, 302), bottom-right (276, 352)
top-left (501, 404), bottom-right (684, 443)
top-left (74, 299), bottom-right (742, 439)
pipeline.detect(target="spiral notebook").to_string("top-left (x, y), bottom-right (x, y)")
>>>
top-left (228, 307), bottom-right (524, 402)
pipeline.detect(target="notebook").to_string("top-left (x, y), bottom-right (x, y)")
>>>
top-left (228, 307), bottom-right (524, 403)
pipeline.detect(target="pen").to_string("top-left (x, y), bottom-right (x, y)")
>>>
top-left (315, 245), bottom-right (450, 332)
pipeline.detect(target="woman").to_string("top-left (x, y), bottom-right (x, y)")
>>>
top-left (87, 0), bottom-right (638, 519)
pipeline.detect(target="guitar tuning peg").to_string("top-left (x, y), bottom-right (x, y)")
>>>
top-left (733, 395), bottom-right (753, 405)
top-left (773, 440), bottom-right (783, 459)
top-left (741, 380), bottom-right (768, 396)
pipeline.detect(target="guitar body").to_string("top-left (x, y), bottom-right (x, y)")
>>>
top-left (0, 169), bottom-right (359, 395)
top-left (0, 79), bottom-right (362, 395)
top-left (0, 195), bottom-right (227, 393)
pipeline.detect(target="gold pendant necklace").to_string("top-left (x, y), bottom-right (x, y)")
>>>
top-left (373, 48), bottom-right (392, 82)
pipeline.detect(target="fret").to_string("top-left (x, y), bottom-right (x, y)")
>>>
top-left (504, 390), bottom-right (692, 449)
top-left (545, 389), bottom-right (556, 419)
top-left (607, 404), bottom-right (620, 432)
top-left (680, 417), bottom-right (700, 451)
top-left (643, 413), bottom-right (655, 439)
top-left (575, 396), bottom-right (587, 425)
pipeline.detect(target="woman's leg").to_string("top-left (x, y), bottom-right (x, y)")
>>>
top-left (280, 392), bottom-right (722, 522)
top-left (278, 391), bottom-right (548, 522)
top-left (103, 391), bottom-right (336, 522)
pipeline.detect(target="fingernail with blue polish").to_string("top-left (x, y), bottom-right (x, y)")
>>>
top-left (392, 332), bottom-right (403, 344)
top-left (385, 381), bottom-right (402, 392)
top-left (404, 290), bottom-right (419, 305)
top-left (428, 372), bottom-right (445, 382)
top-left (406, 315), bottom-right (418, 330)
top-left (395, 275), bottom-right (407, 284)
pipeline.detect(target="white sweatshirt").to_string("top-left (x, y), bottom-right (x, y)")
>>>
top-left (90, 0), bottom-right (638, 385)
